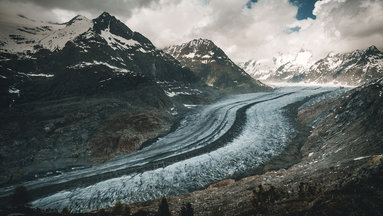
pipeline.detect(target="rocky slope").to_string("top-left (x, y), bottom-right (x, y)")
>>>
top-left (164, 39), bottom-right (270, 93)
top-left (123, 78), bottom-right (383, 215)
top-left (0, 12), bottom-right (217, 186)
top-left (240, 46), bottom-right (383, 86)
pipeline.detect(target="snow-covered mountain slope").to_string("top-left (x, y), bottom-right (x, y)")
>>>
top-left (305, 46), bottom-right (383, 85)
top-left (164, 38), bottom-right (270, 93)
top-left (39, 15), bottom-right (93, 51)
top-left (238, 59), bottom-right (275, 80)
top-left (0, 14), bottom-right (62, 53)
top-left (240, 46), bottom-right (383, 86)
top-left (0, 12), bottom-right (202, 108)
top-left (239, 50), bottom-right (313, 82)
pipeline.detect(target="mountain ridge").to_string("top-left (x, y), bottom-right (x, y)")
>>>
top-left (240, 45), bottom-right (383, 86)
top-left (164, 38), bottom-right (270, 93)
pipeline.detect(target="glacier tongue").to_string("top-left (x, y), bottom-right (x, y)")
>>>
top-left (32, 86), bottom-right (340, 212)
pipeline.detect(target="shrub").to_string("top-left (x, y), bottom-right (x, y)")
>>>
top-left (61, 207), bottom-right (70, 214)
top-left (10, 185), bottom-right (31, 208)
top-left (112, 200), bottom-right (131, 216)
top-left (180, 202), bottom-right (194, 216)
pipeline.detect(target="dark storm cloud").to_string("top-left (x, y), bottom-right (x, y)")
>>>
top-left (7, 0), bottom-right (161, 18)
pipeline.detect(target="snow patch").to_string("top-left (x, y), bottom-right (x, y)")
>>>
top-left (69, 61), bottom-right (132, 74)
top-left (183, 52), bottom-right (195, 58)
top-left (8, 88), bottom-right (20, 95)
top-left (17, 72), bottom-right (54, 78)
top-left (184, 104), bottom-right (197, 108)
top-left (100, 29), bottom-right (139, 50)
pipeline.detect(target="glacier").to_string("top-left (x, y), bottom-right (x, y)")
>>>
top-left (2, 86), bottom-right (347, 212)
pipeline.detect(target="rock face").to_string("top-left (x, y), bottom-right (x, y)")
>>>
top-left (240, 46), bottom-right (383, 86)
top-left (127, 78), bottom-right (383, 215)
top-left (164, 38), bottom-right (270, 93)
top-left (0, 12), bottom-right (213, 186)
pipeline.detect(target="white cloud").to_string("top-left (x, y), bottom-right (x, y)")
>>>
top-left (125, 0), bottom-right (383, 62)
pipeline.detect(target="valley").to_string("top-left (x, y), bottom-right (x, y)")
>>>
top-left (0, 6), bottom-right (382, 215)
top-left (1, 86), bottom-right (347, 212)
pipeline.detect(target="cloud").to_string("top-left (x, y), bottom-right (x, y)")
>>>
top-left (10, 0), bottom-right (159, 19)
top-left (0, 0), bottom-right (382, 62)
top-left (127, 0), bottom-right (383, 61)
top-left (127, 0), bottom-right (302, 61)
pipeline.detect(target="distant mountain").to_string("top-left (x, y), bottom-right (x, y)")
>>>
top-left (239, 50), bottom-right (313, 82)
top-left (304, 46), bottom-right (383, 85)
top-left (164, 38), bottom-right (270, 93)
top-left (240, 46), bottom-right (383, 86)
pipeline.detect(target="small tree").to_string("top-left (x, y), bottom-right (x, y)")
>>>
top-left (10, 185), bottom-right (31, 208)
top-left (112, 200), bottom-right (131, 216)
top-left (133, 209), bottom-right (148, 216)
top-left (61, 207), bottom-right (70, 215)
top-left (157, 197), bottom-right (171, 216)
top-left (180, 202), bottom-right (194, 216)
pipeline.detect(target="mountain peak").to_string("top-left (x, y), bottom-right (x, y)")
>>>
top-left (99, 12), bottom-right (112, 19)
top-left (92, 12), bottom-right (133, 38)
top-left (66, 15), bottom-right (90, 26)
top-left (93, 12), bottom-right (116, 25)
top-left (188, 38), bottom-right (214, 47)
top-left (365, 45), bottom-right (381, 55)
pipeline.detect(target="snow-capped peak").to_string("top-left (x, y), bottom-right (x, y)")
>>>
top-left (240, 50), bottom-right (314, 81)
top-left (39, 15), bottom-right (93, 51)
top-left (294, 50), bottom-right (313, 67)
top-left (66, 15), bottom-right (90, 26)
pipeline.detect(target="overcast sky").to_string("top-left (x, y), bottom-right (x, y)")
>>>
top-left (0, 0), bottom-right (382, 62)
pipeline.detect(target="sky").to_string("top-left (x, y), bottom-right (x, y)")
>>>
top-left (0, 0), bottom-right (382, 62)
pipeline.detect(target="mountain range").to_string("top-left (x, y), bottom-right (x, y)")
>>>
top-left (1, 11), bottom-right (383, 216)
top-left (240, 46), bottom-right (383, 86)
top-left (0, 12), bottom-right (267, 186)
